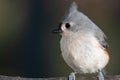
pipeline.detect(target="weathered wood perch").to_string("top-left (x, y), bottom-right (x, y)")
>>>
top-left (0, 75), bottom-right (120, 80)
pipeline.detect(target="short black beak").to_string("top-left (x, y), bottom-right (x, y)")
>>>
top-left (52, 27), bottom-right (62, 34)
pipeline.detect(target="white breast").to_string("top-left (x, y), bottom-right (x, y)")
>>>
top-left (60, 33), bottom-right (109, 74)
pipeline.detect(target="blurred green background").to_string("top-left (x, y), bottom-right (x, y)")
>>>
top-left (0, 0), bottom-right (120, 78)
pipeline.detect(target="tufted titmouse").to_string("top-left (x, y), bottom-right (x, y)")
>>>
top-left (53, 2), bottom-right (109, 80)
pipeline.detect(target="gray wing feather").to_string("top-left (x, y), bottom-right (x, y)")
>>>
top-left (94, 28), bottom-right (108, 49)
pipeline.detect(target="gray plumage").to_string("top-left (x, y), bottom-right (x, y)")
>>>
top-left (53, 2), bottom-right (109, 80)
top-left (61, 2), bottom-right (108, 49)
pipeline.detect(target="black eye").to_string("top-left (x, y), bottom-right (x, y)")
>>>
top-left (65, 23), bottom-right (71, 29)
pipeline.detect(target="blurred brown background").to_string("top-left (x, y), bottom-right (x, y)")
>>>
top-left (0, 0), bottom-right (120, 78)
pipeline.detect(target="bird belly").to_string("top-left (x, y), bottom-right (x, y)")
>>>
top-left (60, 36), bottom-right (109, 74)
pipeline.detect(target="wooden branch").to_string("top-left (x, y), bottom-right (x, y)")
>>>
top-left (0, 75), bottom-right (120, 80)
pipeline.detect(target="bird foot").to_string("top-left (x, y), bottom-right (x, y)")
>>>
top-left (97, 70), bottom-right (104, 80)
top-left (68, 72), bottom-right (75, 80)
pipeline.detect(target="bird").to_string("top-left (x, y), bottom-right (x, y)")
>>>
top-left (52, 2), bottom-right (109, 80)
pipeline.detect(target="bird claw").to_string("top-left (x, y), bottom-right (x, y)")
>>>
top-left (68, 72), bottom-right (75, 80)
top-left (97, 70), bottom-right (104, 80)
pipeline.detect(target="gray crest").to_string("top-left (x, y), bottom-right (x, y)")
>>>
top-left (62, 2), bottom-right (78, 22)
